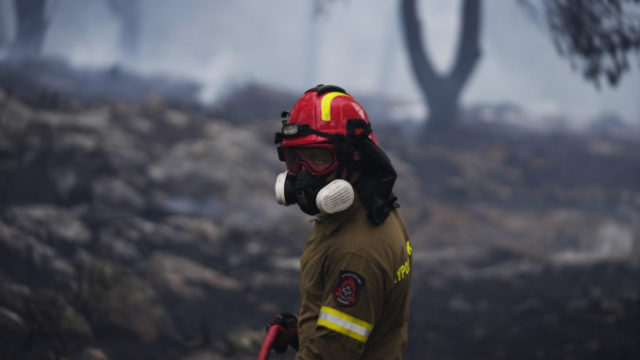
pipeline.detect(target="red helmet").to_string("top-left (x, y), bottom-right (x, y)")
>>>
top-left (282, 85), bottom-right (378, 147)
top-left (275, 85), bottom-right (379, 176)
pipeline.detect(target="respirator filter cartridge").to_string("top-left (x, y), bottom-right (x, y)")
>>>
top-left (315, 179), bottom-right (354, 214)
top-left (275, 171), bottom-right (294, 205)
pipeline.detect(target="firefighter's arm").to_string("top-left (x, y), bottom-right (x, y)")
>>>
top-left (297, 253), bottom-right (386, 360)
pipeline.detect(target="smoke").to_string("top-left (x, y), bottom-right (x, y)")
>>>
top-left (5, 0), bottom-right (639, 124)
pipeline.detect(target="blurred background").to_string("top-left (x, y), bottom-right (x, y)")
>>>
top-left (0, 0), bottom-right (639, 359)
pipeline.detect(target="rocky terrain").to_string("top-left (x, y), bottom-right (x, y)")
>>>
top-left (0, 62), bottom-right (639, 359)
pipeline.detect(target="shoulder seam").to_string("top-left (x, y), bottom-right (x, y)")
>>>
top-left (328, 251), bottom-right (390, 282)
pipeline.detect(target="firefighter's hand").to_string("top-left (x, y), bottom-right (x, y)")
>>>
top-left (266, 312), bottom-right (299, 353)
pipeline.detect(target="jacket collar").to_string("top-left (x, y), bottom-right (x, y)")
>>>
top-left (313, 193), bottom-right (364, 237)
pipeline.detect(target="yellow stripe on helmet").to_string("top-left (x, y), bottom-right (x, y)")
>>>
top-left (321, 92), bottom-right (351, 122)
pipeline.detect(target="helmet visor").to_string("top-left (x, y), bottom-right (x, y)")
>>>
top-left (283, 144), bottom-right (338, 176)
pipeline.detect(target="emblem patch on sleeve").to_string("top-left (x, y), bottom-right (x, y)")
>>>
top-left (333, 271), bottom-right (365, 306)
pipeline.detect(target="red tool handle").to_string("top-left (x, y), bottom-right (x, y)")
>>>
top-left (258, 324), bottom-right (285, 360)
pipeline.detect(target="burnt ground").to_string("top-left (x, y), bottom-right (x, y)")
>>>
top-left (0, 60), bottom-right (639, 359)
top-left (408, 261), bottom-right (640, 360)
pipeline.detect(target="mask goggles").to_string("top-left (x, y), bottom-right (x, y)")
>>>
top-left (279, 144), bottom-right (338, 176)
top-left (275, 118), bottom-right (373, 177)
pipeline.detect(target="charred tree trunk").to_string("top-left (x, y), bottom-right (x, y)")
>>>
top-left (401, 0), bottom-right (482, 131)
top-left (106, 0), bottom-right (141, 62)
top-left (0, 0), bottom-right (13, 49)
top-left (10, 0), bottom-right (47, 58)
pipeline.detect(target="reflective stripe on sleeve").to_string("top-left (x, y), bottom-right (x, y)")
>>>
top-left (317, 306), bottom-right (374, 343)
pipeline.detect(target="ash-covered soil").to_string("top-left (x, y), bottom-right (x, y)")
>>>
top-left (0, 61), bottom-right (639, 359)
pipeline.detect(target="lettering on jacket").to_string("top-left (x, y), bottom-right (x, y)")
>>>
top-left (394, 241), bottom-right (412, 284)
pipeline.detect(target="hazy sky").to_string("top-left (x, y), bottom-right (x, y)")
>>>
top-left (38, 0), bottom-right (640, 125)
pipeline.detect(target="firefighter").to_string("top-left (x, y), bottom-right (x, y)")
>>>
top-left (268, 84), bottom-right (412, 359)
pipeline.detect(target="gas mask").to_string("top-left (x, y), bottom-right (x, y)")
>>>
top-left (275, 170), bottom-right (354, 216)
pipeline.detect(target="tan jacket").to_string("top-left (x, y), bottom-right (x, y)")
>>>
top-left (297, 196), bottom-right (412, 359)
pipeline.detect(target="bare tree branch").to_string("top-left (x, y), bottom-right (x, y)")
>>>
top-left (449, 0), bottom-right (482, 94)
top-left (520, 0), bottom-right (640, 87)
top-left (401, 0), bottom-right (439, 93)
top-left (401, 0), bottom-right (483, 130)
